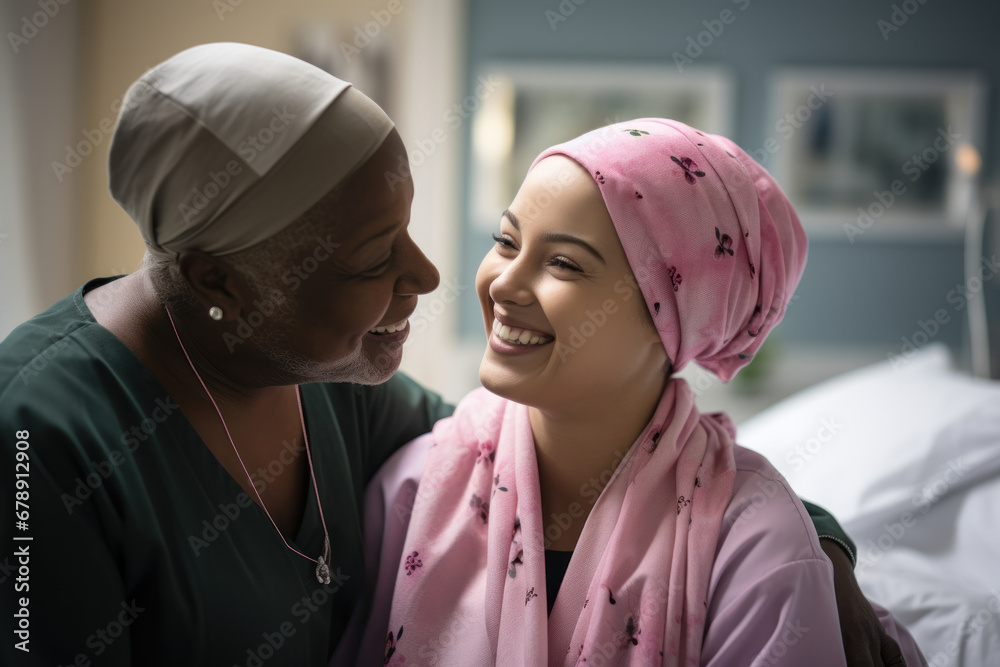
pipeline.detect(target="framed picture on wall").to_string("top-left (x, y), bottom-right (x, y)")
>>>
top-left (766, 68), bottom-right (987, 240)
top-left (468, 62), bottom-right (735, 231)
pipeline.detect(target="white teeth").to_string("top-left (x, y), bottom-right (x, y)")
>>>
top-left (370, 318), bottom-right (408, 334)
top-left (491, 318), bottom-right (552, 345)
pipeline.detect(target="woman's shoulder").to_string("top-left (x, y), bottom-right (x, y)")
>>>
top-left (702, 446), bottom-right (844, 664)
top-left (721, 445), bottom-right (825, 553)
top-left (711, 445), bottom-right (830, 588)
top-left (2, 298), bottom-right (144, 441)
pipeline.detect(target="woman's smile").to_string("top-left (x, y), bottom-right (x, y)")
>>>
top-left (488, 319), bottom-right (554, 355)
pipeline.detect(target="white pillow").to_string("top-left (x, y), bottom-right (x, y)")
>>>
top-left (737, 343), bottom-right (1000, 527)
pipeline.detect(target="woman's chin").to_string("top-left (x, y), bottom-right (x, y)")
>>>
top-left (478, 362), bottom-right (527, 404)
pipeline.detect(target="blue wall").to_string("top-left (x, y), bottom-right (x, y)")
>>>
top-left (457, 0), bottom-right (999, 359)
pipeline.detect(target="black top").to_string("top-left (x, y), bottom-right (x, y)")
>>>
top-left (544, 549), bottom-right (575, 615)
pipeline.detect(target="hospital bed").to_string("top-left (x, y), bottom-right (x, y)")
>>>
top-left (738, 343), bottom-right (1000, 667)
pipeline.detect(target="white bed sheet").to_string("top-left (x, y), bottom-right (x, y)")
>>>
top-left (736, 344), bottom-right (1000, 667)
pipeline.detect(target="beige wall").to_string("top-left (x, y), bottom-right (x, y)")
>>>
top-left (76, 0), bottom-right (414, 281)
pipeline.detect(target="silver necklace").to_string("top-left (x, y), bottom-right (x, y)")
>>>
top-left (164, 305), bottom-right (332, 584)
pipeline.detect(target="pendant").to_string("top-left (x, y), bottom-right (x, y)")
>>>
top-left (315, 557), bottom-right (331, 585)
top-left (315, 535), bottom-right (331, 585)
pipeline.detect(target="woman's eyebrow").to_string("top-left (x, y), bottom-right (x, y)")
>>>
top-left (501, 209), bottom-right (606, 265)
top-left (358, 220), bottom-right (400, 248)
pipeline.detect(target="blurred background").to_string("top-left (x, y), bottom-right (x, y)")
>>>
top-left (2, 0), bottom-right (998, 417)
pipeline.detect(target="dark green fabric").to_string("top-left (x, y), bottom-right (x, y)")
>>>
top-left (802, 500), bottom-right (857, 567)
top-left (0, 276), bottom-right (452, 667)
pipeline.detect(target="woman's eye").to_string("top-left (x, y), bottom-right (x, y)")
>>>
top-left (491, 233), bottom-right (515, 249)
top-left (549, 257), bottom-right (581, 272)
top-left (361, 258), bottom-right (391, 276)
top-left (491, 233), bottom-right (580, 272)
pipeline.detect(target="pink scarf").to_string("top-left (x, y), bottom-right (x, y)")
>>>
top-left (386, 119), bottom-right (807, 665)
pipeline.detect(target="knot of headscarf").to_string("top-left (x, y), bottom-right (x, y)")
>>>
top-left (531, 118), bottom-right (808, 381)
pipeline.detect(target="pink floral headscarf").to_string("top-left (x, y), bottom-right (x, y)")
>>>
top-left (533, 118), bottom-right (808, 381)
top-left (378, 119), bottom-right (808, 666)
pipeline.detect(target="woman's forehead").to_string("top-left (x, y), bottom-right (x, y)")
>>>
top-left (512, 156), bottom-right (618, 244)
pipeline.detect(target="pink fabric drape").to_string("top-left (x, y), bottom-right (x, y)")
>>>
top-left (386, 379), bottom-right (735, 666)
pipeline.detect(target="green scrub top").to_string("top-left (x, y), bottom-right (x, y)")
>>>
top-left (0, 275), bottom-right (452, 666)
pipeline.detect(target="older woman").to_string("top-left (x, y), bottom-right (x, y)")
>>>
top-left (1, 44), bottom-right (893, 666)
top-left (344, 120), bottom-right (926, 665)
top-left (0, 43), bottom-right (449, 666)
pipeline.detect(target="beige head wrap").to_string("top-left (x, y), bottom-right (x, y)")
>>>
top-left (108, 42), bottom-right (394, 260)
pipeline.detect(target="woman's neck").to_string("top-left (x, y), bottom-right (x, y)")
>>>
top-left (528, 371), bottom-right (668, 550)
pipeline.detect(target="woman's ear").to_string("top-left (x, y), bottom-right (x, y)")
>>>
top-left (177, 250), bottom-right (250, 321)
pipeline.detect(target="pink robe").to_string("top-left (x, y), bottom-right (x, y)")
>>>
top-left (332, 392), bottom-right (927, 666)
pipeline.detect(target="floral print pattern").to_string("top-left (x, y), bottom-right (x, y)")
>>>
top-left (404, 551), bottom-right (422, 576)
top-left (385, 626), bottom-right (405, 665)
top-left (714, 227), bottom-right (733, 259)
top-left (470, 493), bottom-right (489, 524)
top-left (667, 265), bottom-right (682, 291)
top-left (670, 155), bottom-right (706, 184)
top-left (476, 440), bottom-right (496, 464)
top-left (508, 541), bottom-right (524, 578)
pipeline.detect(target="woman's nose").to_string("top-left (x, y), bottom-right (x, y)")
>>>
top-left (488, 256), bottom-right (533, 306)
top-left (397, 234), bottom-right (440, 295)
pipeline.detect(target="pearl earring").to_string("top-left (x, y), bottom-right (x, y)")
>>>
top-left (209, 306), bottom-right (223, 321)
